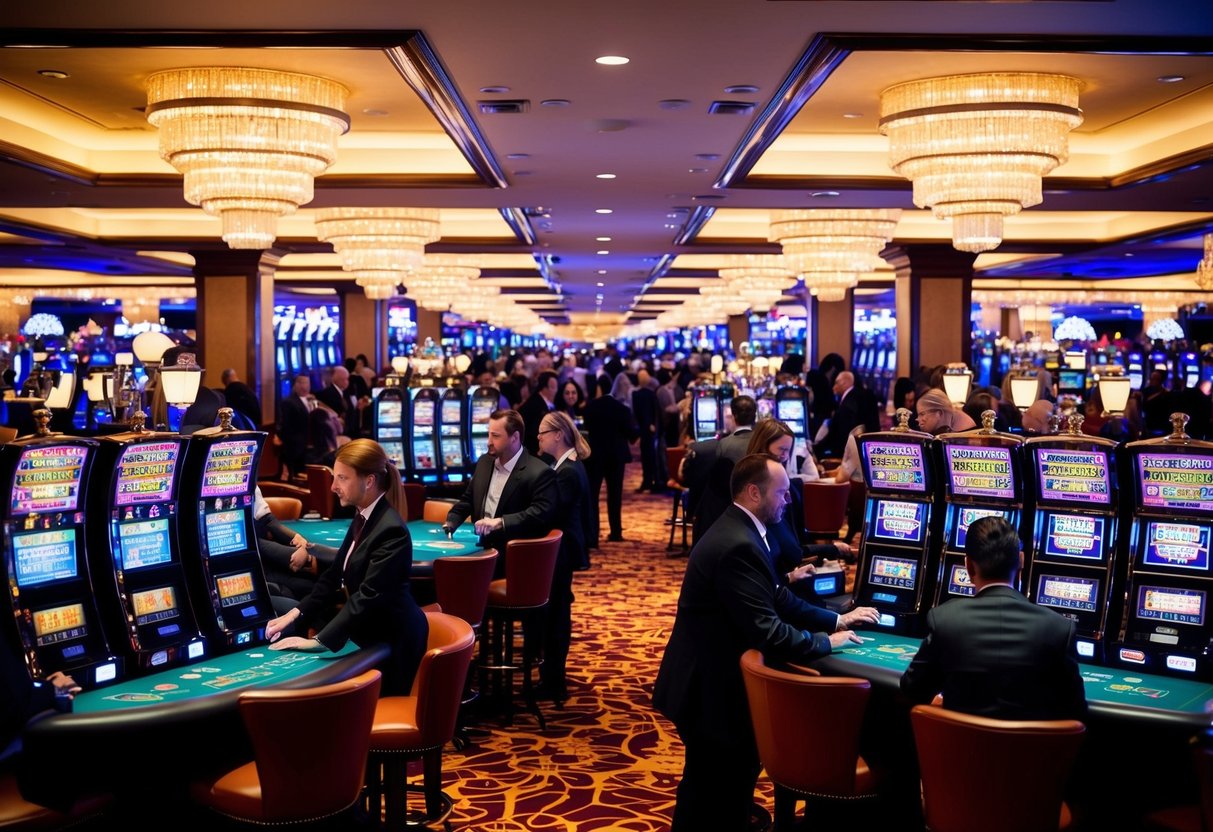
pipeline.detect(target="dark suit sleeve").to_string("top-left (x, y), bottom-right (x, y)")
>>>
top-left (313, 520), bottom-right (412, 650)
top-left (446, 464), bottom-right (479, 528)
top-left (501, 463), bottom-right (556, 536)
top-left (1054, 620), bottom-right (1089, 720)
top-left (899, 608), bottom-right (943, 704)
top-left (257, 535), bottom-right (298, 573)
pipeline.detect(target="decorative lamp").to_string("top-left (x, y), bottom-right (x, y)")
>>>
top-left (453, 354), bottom-right (472, 374)
top-left (159, 354), bottom-right (204, 409)
top-left (879, 72), bottom-right (1083, 252)
top-left (1054, 315), bottom-right (1097, 343)
top-left (1097, 366), bottom-right (1132, 416)
top-left (146, 68), bottom-right (350, 249)
top-left (1196, 233), bottom-right (1213, 291)
top-left (710, 355), bottom-right (724, 376)
top-left (1009, 370), bottom-right (1039, 411)
top-left (44, 371), bottom-right (74, 410)
top-left (941, 363), bottom-right (973, 407)
top-left (1145, 317), bottom-right (1185, 344)
top-left (133, 331), bottom-right (175, 366)
top-left (1063, 350), bottom-right (1087, 371)
top-left (390, 356), bottom-right (410, 376)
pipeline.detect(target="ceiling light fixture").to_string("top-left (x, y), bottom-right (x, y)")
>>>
top-left (879, 72), bottom-right (1083, 253)
top-left (407, 254), bottom-right (482, 311)
top-left (314, 207), bottom-right (441, 299)
top-left (595, 208), bottom-right (613, 214)
top-left (37, 69), bottom-right (69, 79)
top-left (596, 237), bottom-right (612, 242)
top-left (595, 55), bottom-right (630, 66)
top-left (769, 209), bottom-right (901, 303)
top-left (1157, 75), bottom-right (1185, 84)
top-left (596, 173), bottom-right (617, 179)
top-left (716, 254), bottom-right (796, 311)
top-left (1196, 233), bottom-right (1213, 291)
top-left (146, 67), bottom-right (350, 249)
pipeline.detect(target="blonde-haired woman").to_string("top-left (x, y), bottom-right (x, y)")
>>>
top-left (915, 387), bottom-right (977, 435)
top-left (536, 410), bottom-right (592, 704)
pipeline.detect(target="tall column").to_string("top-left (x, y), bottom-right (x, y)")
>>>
top-left (810, 290), bottom-right (855, 370)
top-left (886, 245), bottom-right (977, 378)
top-left (416, 306), bottom-right (443, 346)
top-left (193, 249), bottom-right (279, 426)
top-left (728, 314), bottom-right (750, 354)
top-left (339, 290), bottom-right (382, 371)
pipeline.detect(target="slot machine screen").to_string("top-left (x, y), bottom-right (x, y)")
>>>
top-left (947, 563), bottom-right (974, 597)
top-left (205, 510), bottom-right (247, 556)
top-left (695, 397), bottom-right (718, 430)
top-left (776, 398), bottom-right (805, 424)
top-left (1036, 574), bottom-right (1099, 614)
top-left (381, 440), bottom-right (405, 470)
top-left (215, 571), bottom-right (257, 609)
top-left (117, 518), bottom-right (173, 570)
top-left (1041, 514), bottom-right (1105, 561)
top-left (1136, 585), bottom-right (1205, 626)
top-left (413, 399), bottom-right (435, 428)
top-left (1034, 448), bottom-right (1112, 505)
top-left (471, 397), bottom-right (495, 426)
top-left (12, 529), bottom-right (77, 587)
top-left (32, 603), bottom-right (87, 647)
top-left (1141, 522), bottom-right (1210, 571)
top-left (862, 441), bottom-right (927, 493)
top-left (11, 445), bottom-right (88, 513)
top-left (1138, 453), bottom-right (1213, 514)
top-left (114, 442), bottom-right (179, 505)
top-left (946, 445), bottom-right (1015, 500)
top-left (869, 500), bottom-right (927, 545)
top-left (377, 399), bottom-right (403, 440)
top-left (868, 555), bottom-right (918, 590)
top-left (951, 507), bottom-right (1010, 551)
top-left (413, 446), bottom-right (435, 470)
top-left (441, 439), bottom-right (464, 468)
top-left (1058, 369), bottom-right (1085, 392)
top-left (131, 586), bottom-right (179, 625)
top-left (199, 439), bottom-right (258, 498)
top-left (441, 398), bottom-right (462, 424)
top-left (471, 437), bottom-right (489, 458)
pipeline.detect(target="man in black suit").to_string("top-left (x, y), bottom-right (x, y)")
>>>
top-left (220, 367), bottom-right (262, 428)
top-left (900, 514), bottom-right (1087, 721)
top-left (653, 455), bottom-right (880, 832)
top-left (632, 368), bottom-right (663, 492)
top-left (316, 365), bottom-right (365, 438)
top-left (814, 370), bottom-right (863, 459)
top-left (443, 408), bottom-right (557, 567)
top-left (276, 374), bottom-right (311, 478)
top-left (518, 370), bottom-right (559, 456)
top-left (685, 395), bottom-right (757, 542)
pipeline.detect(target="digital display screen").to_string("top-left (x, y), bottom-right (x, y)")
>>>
top-left (776, 398), bottom-right (805, 424)
top-left (216, 571), bottom-right (256, 607)
top-left (471, 437), bottom-right (489, 459)
top-left (32, 603), bottom-right (86, 646)
top-left (413, 446), bottom-right (435, 470)
top-left (13, 529), bottom-right (77, 587)
top-left (199, 439), bottom-right (257, 498)
top-left (1057, 369), bottom-right (1086, 391)
top-left (695, 397), bottom-right (718, 424)
top-left (381, 440), bottom-right (405, 470)
top-left (441, 398), bottom-right (462, 424)
top-left (868, 556), bottom-right (917, 590)
top-left (377, 398), bottom-right (403, 435)
top-left (946, 445), bottom-right (1015, 500)
top-left (1138, 453), bottom-right (1213, 514)
top-left (947, 563), bottom-right (974, 597)
top-left (114, 441), bottom-right (179, 505)
top-left (117, 517), bottom-right (173, 570)
top-left (413, 399), bottom-right (435, 428)
top-left (1142, 522), bottom-right (1210, 571)
top-left (952, 507), bottom-right (1009, 551)
top-left (1137, 585), bottom-right (1205, 626)
top-left (863, 441), bottom-right (927, 493)
top-left (1036, 448), bottom-right (1111, 505)
top-left (869, 500), bottom-right (926, 545)
top-left (132, 586), bottom-right (179, 625)
top-left (1041, 514), bottom-right (1105, 561)
top-left (471, 397), bottom-right (495, 426)
top-left (441, 439), bottom-right (464, 468)
top-left (11, 445), bottom-right (88, 513)
top-left (205, 510), bottom-right (247, 556)
top-left (1037, 574), bottom-right (1099, 613)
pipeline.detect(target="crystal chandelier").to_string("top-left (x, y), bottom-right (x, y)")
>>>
top-left (879, 73), bottom-right (1083, 253)
top-left (697, 282), bottom-right (752, 316)
top-left (450, 284), bottom-right (502, 321)
top-left (1196, 233), bottom-right (1213, 291)
top-left (315, 208), bottom-right (442, 299)
top-left (146, 68), bottom-right (350, 249)
top-left (716, 254), bottom-right (796, 311)
top-left (405, 254), bottom-right (480, 310)
top-left (769, 209), bottom-right (900, 302)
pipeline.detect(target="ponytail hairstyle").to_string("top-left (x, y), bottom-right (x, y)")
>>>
top-left (541, 410), bottom-right (591, 461)
top-left (334, 439), bottom-right (406, 516)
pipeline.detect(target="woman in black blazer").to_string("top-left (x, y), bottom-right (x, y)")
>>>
top-left (266, 439), bottom-right (428, 695)
top-left (536, 410), bottom-right (593, 703)
top-left (581, 374), bottom-right (638, 545)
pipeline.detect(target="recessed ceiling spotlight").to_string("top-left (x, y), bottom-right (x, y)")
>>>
top-left (596, 282), bottom-right (605, 287)
top-left (596, 55), bottom-right (630, 66)
top-left (597, 269), bottom-right (608, 274)
top-left (596, 237), bottom-right (612, 242)
top-left (694, 153), bottom-right (721, 161)
top-left (362, 108), bottom-right (389, 116)
top-left (506, 153), bottom-right (530, 160)
top-left (658, 99), bottom-right (691, 111)
top-left (541, 99), bottom-right (571, 107)
top-left (37, 69), bottom-right (69, 79)
top-left (597, 250), bottom-right (610, 255)
top-left (724, 84), bottom-right (759, 95)
top-left (595, 208), bottom-right (613, 214)
top-left (689, 167), bottom-right (708, 174)
top-left (596, 173), bottom-right (617, 179)
top-left (842, 112), bottom-right (863, 119)
top-left (1157, 75), bottom-right (1186, 83)
top-left (811, 190), bottom-right (841, 198)
top-left (480, 85), bottom-right (511, 94)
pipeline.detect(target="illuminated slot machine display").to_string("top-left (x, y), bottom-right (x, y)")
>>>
top-left (1127, 350), bottom-right (1144, 391)
top-left (1150, 350), bottom-right (1171, 380)
top-left (692, 387), bottom-right (723, 441)
top-left (372, 387), bottom-right (406, 471)
top-left (0, 417), bottom-right (121, 687)
top-left (933, 410), bottom-right (1025, 607)
top-left (850, 409), bottom-right (939, 634)
top-left (408, 387), bottom-right (442, 483)
top-left (773, 385), bottom-right (810, 448)
top-left (1023, 414), bottom-right (1121, 664)
top-left (1180, 351), bottom-right (1200, 390)
top-left (1114, 413), bottom-right (1213, 679)
top-left (1056, 367), bottom-right (1087, 403)
top-left (87, 423), bottom-right (207, 672)
top-left (438, 385), bottom-right (469, 483)
top-left (468, 385), bottom-right (499, 463)
top-left (177, 412), bottom-right (273, 650)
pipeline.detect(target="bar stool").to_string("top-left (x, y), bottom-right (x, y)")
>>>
top-left (432, 551), bottom-right (499, 748)
top-left (478, 531), bottom-right (562, 730)
top-left (665, 445), bottom-right (690, 554)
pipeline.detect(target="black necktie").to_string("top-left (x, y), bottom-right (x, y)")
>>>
top-left (343, 512), bottom-right (367, 575)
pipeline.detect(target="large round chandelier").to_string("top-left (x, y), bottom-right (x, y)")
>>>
top-left (146, 68), bottom-right (350, 249)
top-left (716, 254), bottom-right (796, 311)
top-left (315, 208), bottom-right (442, 299)
top-left (879, 72), bottom-right (1083, 253)
top-left (404, 254), bottom-right (479, 310)
top-left (769, 210), bottom-right (900, 303)
top-left (697, 282), bottom-right (752, 317)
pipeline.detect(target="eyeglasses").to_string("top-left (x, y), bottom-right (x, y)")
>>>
top-left (537, 428), bottom-right (559, 435)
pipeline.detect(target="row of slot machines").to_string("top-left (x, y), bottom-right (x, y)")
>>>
top-left (846, 409), bottom-right (1213, 681)
top-left (1, 411), bottom-right (276, 691)
top-left (690, 384), bottom-right (812, 446)
top-left (1047, 349), bottom-right (1209, 400)
top-left (371, 381), bottom-right (501, 485)
top-left (853, 338), bottom-right (896, 404)
top-left (273, 311), bottom-right (342, 401)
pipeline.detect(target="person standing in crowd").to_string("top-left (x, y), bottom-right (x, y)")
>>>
top-left (276, 374), bottom-right (311, 479)
top-left (220, 368), bottom-right (262, 428)
top-left (632, 368), bottom-right (663, 493)
top-left (317, 364), bottom-right (364, 438)
top-left (686, 395), bottom-right (758, 542)
top-left (814, 370), bottom-right (863, 459)
top-left (654, 455), bottom-right (874, 832)
top-left (305, 405), bottom-right (343, 468)
top-left (555, 378), bottom-right (586, 422)
top-left (583, 374), bottom-right (637, 545)
top-left (267, 439), bottom-right (428, 696)
top-left (535, 411), bottom-right (592, 704)
top-left (805, 352), bottom-right (845, 438)
top-left (519, 370), bottom-right (559, 456)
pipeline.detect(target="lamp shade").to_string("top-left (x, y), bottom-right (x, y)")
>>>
top-left (115, 352), bottom-right (135, 368)
top-left (133, 331), bottom-right (176, 364)
top-left (710, 355), bottom-right (724, 375)
top-left (1098, 373), bottom-right (1132, 416)
top-left (390, 356), bottom-right (410, 375)
top-left (453, 354), bottom-right (472, 374)
top-left (941, 365), bottom-right (972, 406)
top-left (159, 364), bottom-right (203, 407)
top-left (1009, 375), bottom-right (1039, 410)
top-left (44, 372), bottom-right (74, 409)
top-left (1064, 350), bottom-right (1087, 370)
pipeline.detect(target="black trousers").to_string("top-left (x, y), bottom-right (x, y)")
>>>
top-left (541, 552), bottom-right (575, 694)
top-left (587, 457), bottom-right (626, 541)
top-left (671, 718), bottom-right (761, 832)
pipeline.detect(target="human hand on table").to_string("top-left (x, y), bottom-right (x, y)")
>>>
top-left (265, 608), bottom-right (301, 642)
top-left (289, 533), bottom-right (308, 548)
top-left (786, 562), bottom-right (817, 584)
top-left (46, 671), bottom-right (81, 698)
top-left (473, 517), bottom-right (504, 536)
top-left (270, 636), bottom-right (326, 653)
top-left (838, 606), bottom-right (880, 630)
top-left (828, 630), bottom-right (864, 648)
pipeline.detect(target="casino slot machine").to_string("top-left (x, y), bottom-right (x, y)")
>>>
top-left (850, 408), bottom-right (940, 634)
top-left (1056, 367), bottom-right (1087, 404)
top-left (468, 385), bottom-right (499, 464)
top-left (1127, 350), bottom-right (1144, 391)
top-left (1180, 351), bottom-right (1200, 390)
top-left (372, 386), bottom-right (406, 471)
top-left (933, 410), bottom-right (1026, 607)
top-left (1114, 412), bottom-right (1213, 679)
top-left (438, 384), bottom-right (470, 483)
top-left (86, 414), bottom-right (207, 672)
top-left (691, 386), bottom-right (724, 441)
top-left (0, 410), bottom-right (122, 687)
top-left (408, 386), bottom-right (442, 483)
top-left (773, 385), bottom-right (810, 447)
top-left (176, 409), bottom-right (274, 651)
top-left (1023, 413), bottom-right (1121, 664)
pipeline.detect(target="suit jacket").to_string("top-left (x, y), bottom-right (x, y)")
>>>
top-left (277, 393), bottom-right (310, 463)
top-left (653, 504), bottom-right (838, 744)
top-left (518, 393), bottom-right (555, 456)
top-left (900, 585), bottom-right (1087, 721)
top-left (632, 386), bottom-right (660, 433)
top-left (553, 457), bottom-right (591, 570)
top-left (316, 383), bottom-right (360, 436)
top-left (296, 497), bottom-right (427, 695)
top-left (692, 427), bottom-right (755, 540)
top-left (582, 394), bottom-right (636, 468)
top-left (224, 380), bottom-right (262, 428)
top-left (2, 637), bottom-right (55, 752)
top-left (445, 447), bottom-right (557, 556)
top-left (815, 388), bottom-right (861, 458)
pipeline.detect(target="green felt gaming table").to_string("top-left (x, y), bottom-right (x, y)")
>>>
top-left (288, 518), bottom-right (486, 576)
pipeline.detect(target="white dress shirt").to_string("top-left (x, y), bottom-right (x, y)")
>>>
top-left (483, 444), bottom-right (524, 520)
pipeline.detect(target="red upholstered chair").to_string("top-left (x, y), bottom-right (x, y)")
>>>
top-left (740, 649), bottom-right (880, 830)
top-left (304, 464), bottom-right (337, 518)
top-left (423, 499), bottom-right (455, 525)
top-left (433, 551), bottom-right (499, 748)
top-left (480, 531), bottom-right (562, 729)
top-left (264, 495), bottom-right (303, 521)
top-left (910, 704), bottom-right (1085, 832)
top-left (256, 478), bottom-right (310, 502)
top-left (365, 611), bottom-right (476, 831)
top-left (402, 482), bottom-right (426, 522)
top-left (802, 480), bottom-right (850, 543)
top-left (665, 445), bottom-right (690, 554)
top-left (189, 669), bottom-right (382, 827)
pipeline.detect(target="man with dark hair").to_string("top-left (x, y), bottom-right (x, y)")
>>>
top-left (519, 369), bottom-right (560, 455)
top-left (221, 367), bottom-right (262, 428)
top-left (632, 368), bottom-right (663, 492)
top-left (276, 374), bottom-right (311, 478)
top-left (900, 515), bottom-right (1087, 721)
top-left (687, 395), bottom-right (758, 541)
top-left (654, 454), bottom-right (878, 832)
